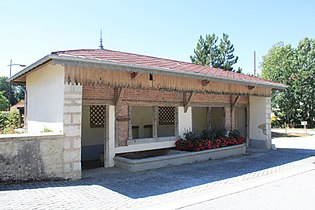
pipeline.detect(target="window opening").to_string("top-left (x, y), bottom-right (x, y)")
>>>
top-left (90, 105), bottom-right (106, 128)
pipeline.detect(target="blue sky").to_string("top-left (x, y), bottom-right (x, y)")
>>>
top-left (1, 0), bottom-right (315, 76)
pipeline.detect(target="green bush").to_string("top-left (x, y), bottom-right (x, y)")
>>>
top-left (41, 127), bottom-right (53, 133)
top-left (0, 111), bottom-right (20, 134)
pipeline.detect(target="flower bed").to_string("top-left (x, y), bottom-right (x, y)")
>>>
top-left (175, 129), bottom-right (245, 152)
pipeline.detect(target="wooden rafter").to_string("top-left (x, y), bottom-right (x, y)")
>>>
top-left (115, 87), bottom-right (125, 108)
top-left (184, 91), bottom-right (195, 113)
top-left (231, 95), bottom-right (240, 109)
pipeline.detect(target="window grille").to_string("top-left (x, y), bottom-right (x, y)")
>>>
top-left (158, 106), bottom-right (175, 125)
top-left (90, 105), bottom-right (105, 128)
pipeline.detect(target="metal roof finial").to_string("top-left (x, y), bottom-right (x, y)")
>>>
top-left (99, 29), bottom-right (104, 50)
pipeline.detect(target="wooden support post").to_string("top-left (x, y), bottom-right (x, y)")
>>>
top-left (153, 106), bottom-right (158, 138)
top-left (232, 95), bottom-right (240, 109)
top-left (184, 91), bottom-right (194, 113)
top-left (207, 107), bottom-right (211, 130)
top-left (128, 106), bottom-right (133, 140)
top-left (230, 95), bottom-right (240, 130)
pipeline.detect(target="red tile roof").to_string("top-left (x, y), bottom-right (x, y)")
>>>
top-left (51, 49), bottom-right (283, 88)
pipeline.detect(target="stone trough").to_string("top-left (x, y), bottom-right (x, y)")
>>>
top-left (114, 144), bottom-right (246, 172)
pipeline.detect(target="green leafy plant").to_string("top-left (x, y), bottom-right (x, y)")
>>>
top-left (41, 127), bottom-right (53, 133)
top-left (0, 111), bottom-right (20, 134)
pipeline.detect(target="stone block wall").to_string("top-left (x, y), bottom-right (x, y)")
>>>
top-left (0, 134), bottom-right (65, 182)
top-left (0, 84), bottom-right (83, 182)
top-left (63, 84), bottom-right (82, 179)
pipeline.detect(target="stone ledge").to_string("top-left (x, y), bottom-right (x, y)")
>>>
top-left (114, 144), bottom-right (246, 172)
top-left (0, 133), bottom-right (64, 142)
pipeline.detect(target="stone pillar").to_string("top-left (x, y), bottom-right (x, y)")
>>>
top-left (265, 97), bottom-right (272, 149)
top-left (249, 96), bottom-right (271, 150)
top-left (225, 107), bottom-right (231, 130)
top-left (63, 84), bottom-right (82, 179)
top-left (178, 107), bottom-right (192, 137)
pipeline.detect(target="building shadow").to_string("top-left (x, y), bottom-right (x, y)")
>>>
top-left (1, 147), bottom-right (314, 199)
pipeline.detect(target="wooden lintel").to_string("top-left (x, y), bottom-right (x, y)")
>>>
top-left (231, 95), bottom-right (240, 109)
top-left (115, 87), bottom-right (125, 107)
top-left (184, 91), bottom-right (195, 112)
top-left (202, 80), bottom-right (210, 86)
top-left (130, 72), bottom-right (138, 79)
top-left (248, 85), bottom-right (256, 90)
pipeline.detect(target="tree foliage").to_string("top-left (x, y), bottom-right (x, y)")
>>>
top-left (190, 33), bottom-right (239, 71)
top-left (0, 76), bottom-right (24, 107)
top-left (0, 91), bottom-right (9, 111)
top-left (0, 111), bottom-right (19, 134)
top-left (262, 39), bottom-right (315, 127)
top-left (296, 38), bottom-right (315, 127)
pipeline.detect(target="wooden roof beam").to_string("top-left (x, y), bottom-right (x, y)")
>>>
top-left (115, 87), bottom-right (125, 108)
top-left (184, 91), bottom-right (195, 113)
top-left (231, 95), bottom-right (240, 109)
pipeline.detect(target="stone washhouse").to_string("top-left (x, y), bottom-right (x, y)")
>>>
top-left (2, 49), bottom-right (286, 181)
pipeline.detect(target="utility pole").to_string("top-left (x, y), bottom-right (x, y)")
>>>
top-left (254, 51), bottom-right (256, 76)
top-left (7, 59), bottom-right (26, 110)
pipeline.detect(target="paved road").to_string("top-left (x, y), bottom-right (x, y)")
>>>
top-left (0, 133), bottom-right (314, 209)
top-left (180, 169), bottom-right (315, 210)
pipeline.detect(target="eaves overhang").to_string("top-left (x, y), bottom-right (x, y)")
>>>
top-left (9, 54), bottom-right (287, 90)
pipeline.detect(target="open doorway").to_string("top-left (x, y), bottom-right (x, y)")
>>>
top-left (81, 105), bottom-right (105, 170)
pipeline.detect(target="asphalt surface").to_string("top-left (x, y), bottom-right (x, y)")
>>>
top-left (180, 169), bottom-right (315, 210)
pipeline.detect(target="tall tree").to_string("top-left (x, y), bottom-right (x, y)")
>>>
top-left (296, 38), bottom-right (315, 127)
top-left (262, 39), bottom-right (315, 128)
top-left (217, 33), bottom-right (239, 71)
top-left (261, 42), bottom-right (300, 126)
top-left (191, 33), bottom-right (239, 71)
top-left (190, 35), bottom-right (210, 66)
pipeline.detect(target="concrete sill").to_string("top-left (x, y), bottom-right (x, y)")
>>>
top-left (0, 132), bottom-right (64, 142)
top-left (114, 144), bottom-right (246, 172)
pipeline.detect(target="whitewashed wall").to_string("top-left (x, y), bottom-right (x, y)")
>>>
top-left (249, 96), bottom-right (271, 149)
top-left (26, 63), bottom-right (64, 133)
top-left (178, 107), bottom-right (192, 137)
